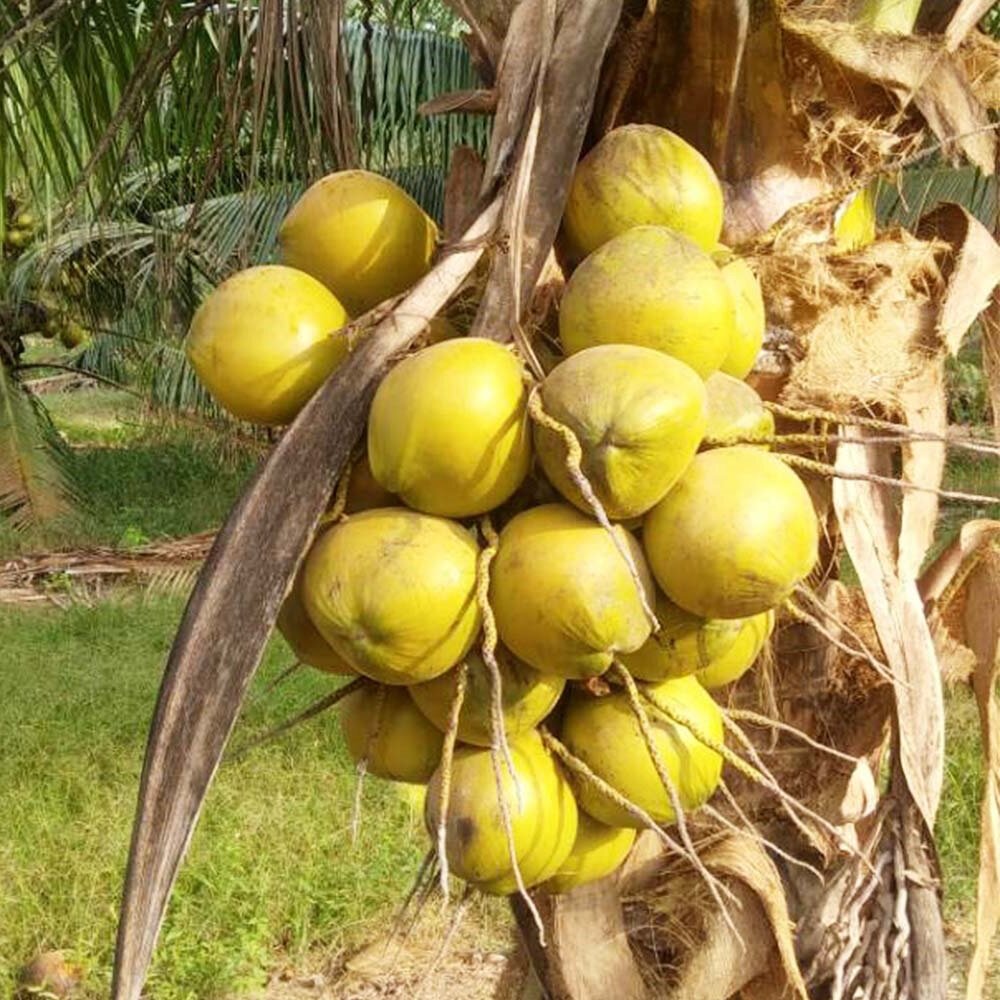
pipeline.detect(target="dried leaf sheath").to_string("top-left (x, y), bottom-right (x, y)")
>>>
top-left (110, 200), bottom-right (499, 1000)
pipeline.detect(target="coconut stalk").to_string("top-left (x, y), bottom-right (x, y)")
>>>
top-left (109, 2), bottom-right (1000, 1000)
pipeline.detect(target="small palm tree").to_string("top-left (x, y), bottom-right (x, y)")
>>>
top-left (0, 0), bottom-right (486, 529)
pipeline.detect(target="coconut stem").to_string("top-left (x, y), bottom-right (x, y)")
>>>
top-left (490, 745), bottom-right (546, 945)
top-left (764, 401), bottom-right (1000, 458)
top-left (246, 660), bottom-right (303, 708)
top-left (526, 387), bottom-right (660, 633)
top-left (784, 597), bottom-right (896, 684)
top-left (611, 661), bottom-right (741, 923)
top-left (436, 660), bottom-right (468, 901)
top-left (229, 676), bottom-right (365, 761)
top-left (710, 432), bottom-right (1000, 457)
top-left (477, 516), bottom-right (519, 799)
top-left (725, 707), bottom-right (862, 764)
top-left (776, 452), bottom-right (1000, 506)
top-left (640, 687), bottom-right (862, 859)
top-left (711, 782), bottom-right (822, 880)
top-left (352, 683), bottom-right (388, 845)
top-left (539, 726), bottom-right (693, 863)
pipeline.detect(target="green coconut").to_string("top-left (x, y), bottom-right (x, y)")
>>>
top-left (643, 447), bottom-right (818, 618)
top-left (534, 344), bottom-right (707, 520)
top-left (425, 730), bottom-right (578, 894)
top-left (620, 595), bottom-right (746, 681)
top-left (339, 682), bottom-right (443, 783)
top-left (703, 372), bottom-right (775, 447)
top-left (559, 226), bottom-right (736, 378)
top-left (489, 504), bottom-right (655, 679)
top-left (409, 646), bottom-right (565, 747)
top-left (563, 124), bottom-right (724, 258)
top-left (696, 610), bottom-right (775, 690)
top-left (560, 676), bottom-right (723, 828)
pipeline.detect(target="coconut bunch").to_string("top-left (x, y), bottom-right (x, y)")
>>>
top-left (186, 134), bottom-right (821, 902)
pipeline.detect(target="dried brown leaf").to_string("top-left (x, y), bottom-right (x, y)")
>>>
top-left (833, 429), bottom-right (944, 832)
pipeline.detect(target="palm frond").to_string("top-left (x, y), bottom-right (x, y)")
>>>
top-left (0, 364), bottom-right (76, 530)
top-left (878, 164), bottom-right (997, 230)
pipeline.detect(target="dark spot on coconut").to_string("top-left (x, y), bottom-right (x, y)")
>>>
top-left (455, 815), bottom-right (478, 848)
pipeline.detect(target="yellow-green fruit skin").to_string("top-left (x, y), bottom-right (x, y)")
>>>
top-left (277, 561), bottom-right (354, 674)
top-left (425, 730), bottom-right (578, 895)
top-left (185, 265), bottom-right (349, 426)
top-left (543, 814), bottom-right (636, 894)
top-left (534, 345), bottom-right (707, 520)
top-left (697, 610), bottom-right (775, 690)
top-left (409, 647), bottom-right (565, 747)
top-left (718, 257), bottom-right (765, 379)
top-left (559, 226), bottom-right (736, 378)
top-left (703, 372), bottom-right (775, 447)
top-left (620, 595), bottom-right (745, 681)
top-left (834, 187), bottom-right (877, 251)
top-left (279, 170), bottom-right (437, 315)
top-left (561, 676), bottom-right (723, 828)
top-left (340, 452), bottom-right (397, 514)
top-left (339, 682), bottom-right (443, 783)
top-left (563, 125), bottom-right (724, 257)
top-left (302, 508), bottom-right (480, 685)
top-left (367, 339), bottom-right (532, 518)
top-left (643, 447), bottom-right (818, 618)
top-left (490, 504), bottom-right (655, 679)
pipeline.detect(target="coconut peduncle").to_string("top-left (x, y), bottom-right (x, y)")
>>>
top-left (436, 660), bottom-right (468, 899)
top-left (611, 661), bottom-right (741, 925)
top-left (351, 683), bottom-right (388, 845)
top-left (229, 676), bottom-right (365, 762)
top-left (526, 387), bottom-right (660, 632)
top-left (476, 516), bottom-right (519, 793)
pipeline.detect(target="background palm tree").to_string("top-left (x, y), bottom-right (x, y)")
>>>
top-left (0, 0), bottom-right (486, 528)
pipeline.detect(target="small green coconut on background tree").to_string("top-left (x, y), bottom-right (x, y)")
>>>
top-left (16, 1), bottom-right (996, 999)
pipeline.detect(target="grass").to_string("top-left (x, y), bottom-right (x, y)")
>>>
top-left (0, 596), bottom-right (428, 999)
top-left (0, 388), bottom-right (259, 557)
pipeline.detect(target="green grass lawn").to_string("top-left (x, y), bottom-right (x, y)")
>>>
top-left (0, 388), bottom-right (259, 557)
top-left (0, 597), bottom-right (426, 999)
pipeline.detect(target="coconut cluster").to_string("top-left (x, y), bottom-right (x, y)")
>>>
top-left (187, 128), bottom-right (819, 898)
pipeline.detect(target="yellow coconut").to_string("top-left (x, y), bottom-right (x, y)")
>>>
top-left (368, 339), bottom-right (531, 518)
top-left (703, 372), bottom-right (775, 447)
top-left (277, 561), bottom-right (354, 674)
top-left (620, 595), bottom-right (745, 682)
top-left (279, 170), bottom-right (438, 315)
top-left (490, 504), bottom-right (655, 679)
top-left (696, 610), bottom-right (775, 690)
top-left (302, 508), bottom-right (480, 685)
top-left (833, 187), bottom-right (877, 251)
top-left (563, 124), bottom-right (724, 258)
top-left (185, 265), bottom-right (349, 425)
top-left (339, 681), bottom-right (443, 783)
top-left (534, 345), bottom-right (707, 520)
top-left (425, 729), bottom-right (578, 894)
top-left (643, 447), bottom-right (818, 618)
top-left (712, 248), bottom-right (765, 380)
top-left (543, 814), bottom-right (636, 894)
top-left (559, 227), bottom-right (736, 378)
top-left (561, 676), bottom-right (723, 828)
top-left (409, 646), bottom-right (565, 747)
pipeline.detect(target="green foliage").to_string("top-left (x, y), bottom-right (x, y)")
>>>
top-left (0, 596), bottom-right (426, 999)
top-left (946, 353), bottom-right (992, 426)
top-left (0, 4), bottom-right (489, 526)
top-left (0, 363), bottom-right (76, 530)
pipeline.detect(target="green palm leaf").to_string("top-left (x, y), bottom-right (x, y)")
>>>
top-left (0, 364), bottom-right (75, 530)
